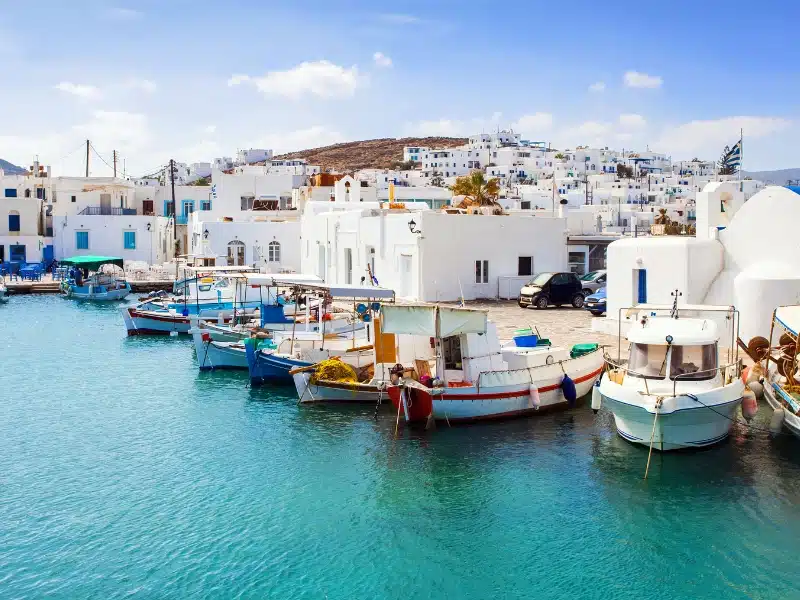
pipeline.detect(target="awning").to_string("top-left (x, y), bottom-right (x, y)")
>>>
top-left (381, 304), bottom-right (487, 337)
top-left (776, 306), bottom-right (800, 337)
top-left (243, 273), bottom-right (324, 286)
top-left (60, 256), bottom-right (124, 271)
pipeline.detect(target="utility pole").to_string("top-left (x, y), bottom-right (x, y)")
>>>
top-left (85, 139), bottom-right (90, 177)
top-left (170, 159), bottom-right (178, 278)
top-left (112, 150), bottom-right (117, 178)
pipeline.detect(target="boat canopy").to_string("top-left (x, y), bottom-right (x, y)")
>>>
top-left (775, 306), bottom-right (800, 337)
top-left (243, 273), bottom-right (324, 286)
top-left (382, 304), bottom-right (487, 337)
top-left (627, 316), bottom-right (719, 346)
top-left (60, 256), bottom-right (124, 271)
top-left (302, 283), bottom-right (395, 300)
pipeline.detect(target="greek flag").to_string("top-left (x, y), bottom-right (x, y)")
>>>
top-left (723, 140), bottom-right (742, 171)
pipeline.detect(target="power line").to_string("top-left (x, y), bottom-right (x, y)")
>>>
top-left (89, 143), bottom-right (116, 174)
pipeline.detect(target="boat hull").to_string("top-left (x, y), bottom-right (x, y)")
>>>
top-left (64, 283), bottom-right (131, 301)
top-left (763, 381), bottom-right (800, 439)
top-left (388, 351), bottom-right (603, 423)
top-left (245, 342), bottom-right (311, 385)
top-left (293, 372), bottom-right (385, 403)
top-left (193, 332), bottom-right (249, 370)
top-left (122, 306), bottom-right (194, 335)
top-left (600, 379), bottom-right (744, 451)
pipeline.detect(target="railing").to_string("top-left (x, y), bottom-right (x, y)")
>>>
top-left (78, 206), bottom-right (137, 216)
top-left (175, 215), bottom-right (189, 225)
top-left (603, 355), bottom-right (742, 397)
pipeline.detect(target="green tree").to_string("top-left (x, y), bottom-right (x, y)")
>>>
top-left (450, 171), bottom-right (501, 208)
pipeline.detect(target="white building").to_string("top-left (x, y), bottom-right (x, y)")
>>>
top-left (0, 166), bottom-right (52, 264)
top-left (236, 148), bottom-right (273, 165)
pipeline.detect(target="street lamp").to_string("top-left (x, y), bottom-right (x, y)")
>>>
top-left (203, 229), bottom-right (209, 240)
top-left (408, 219), bottom-right (420, 234)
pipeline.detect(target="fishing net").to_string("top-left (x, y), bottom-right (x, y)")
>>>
top-left (311, 358), bottom-right (357, 384)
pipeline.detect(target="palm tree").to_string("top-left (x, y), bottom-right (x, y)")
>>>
top-left (655, 208), bottom-right (669, 225)
top-left (450, 171), bottom-right (501, 209)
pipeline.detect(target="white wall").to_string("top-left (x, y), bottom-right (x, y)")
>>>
top-left (55, 215), bottom-right (170, 263)
top-left (191, 219), bottom-right (301, 270)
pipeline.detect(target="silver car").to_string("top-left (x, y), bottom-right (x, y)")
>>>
top-left (580, 270), bottom-right (607, 296)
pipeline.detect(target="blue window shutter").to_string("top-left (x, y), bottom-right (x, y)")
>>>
top-left (637, 269), bottom-right (647, 303)
top-left (8, 214), bottom-right (20, 231)
top-left (76, 231), bottom-right (89, 250)
top-left (124, 231), bottom-right (136, 250)
top-left (5, 188), bottom-right (17, 198)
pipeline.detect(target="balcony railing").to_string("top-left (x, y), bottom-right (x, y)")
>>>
top-left (78, 206), bottom-right (137, 216)
top-left (175, 215), bottom-right (189, 225)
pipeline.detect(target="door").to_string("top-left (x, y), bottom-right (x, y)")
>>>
top-left (100, 193), bottom-right (111, 215)
top-left (635, 269), bottom-right (647, 303)
top-left (43, 245), bottom-right (54, 267)
top-left (344, 248), bottom-right (353, 284)
top-left (550, 273), bottom-right (570, 304)
top-left (142, 200), bottom-right (154, 216)
top-left (399, 255), bottom-right (412, 298)
top-left (10, 244), bottom-right (26, 263)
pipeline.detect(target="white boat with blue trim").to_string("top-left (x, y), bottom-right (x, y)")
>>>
top-left (60, 256), bottom-right (131, 301)
top-left (599, 300), bottom-right (744, 451)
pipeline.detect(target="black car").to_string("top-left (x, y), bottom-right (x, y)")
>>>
top-left (518, 272), bottom-right (585, 309)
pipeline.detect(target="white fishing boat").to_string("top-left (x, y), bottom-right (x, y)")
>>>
top-left (60, 256), bottom-right (131, 301)
top-left (760, 306), bottom-right (800, 438)
top-left (385, 304), bottom-right (604, 423)
top-left (0, 281), bottom-right (7, 303)
top-left (599, 299), bottom-right (744, 451)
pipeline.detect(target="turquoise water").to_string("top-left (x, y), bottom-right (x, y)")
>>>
top-left (2, 296), bottom-right (800, 599)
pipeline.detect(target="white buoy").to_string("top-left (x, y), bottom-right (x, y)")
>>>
top-left (170, 330), bottom-right (178, 337)
top-left (741, 389), bottom-right (758, 421)
top-left (746, 367), bottom-right (762, 385)
top-left (769, 408), bottom-right (785, 434)
top-left (591, 384), bottom-right (602, 414)
top-left (748, 380), bottom-right (764, 400)
top-left (529, 384), bottom-right (540, 410)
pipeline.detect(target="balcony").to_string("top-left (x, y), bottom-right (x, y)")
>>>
top-left (78, 206), bottom-right (137, 216)
top-left (175, 215), bottom-right (189, 225)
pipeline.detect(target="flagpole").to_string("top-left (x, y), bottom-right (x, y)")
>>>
top-left (738, 128), bottom-right (743, 181)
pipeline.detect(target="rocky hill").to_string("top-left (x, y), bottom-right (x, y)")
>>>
top-left (0, 158), bottom-right (26, 174)
top-left (273, 137), bottom-right (467, 172)
top-left (743, 168), bottom-right (800, 185)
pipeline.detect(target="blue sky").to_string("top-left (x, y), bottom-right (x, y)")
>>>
top-left (1, 0), bottom-right (798, 175)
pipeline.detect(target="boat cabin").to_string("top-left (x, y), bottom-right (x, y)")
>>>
top-left (621, 316), bottom-right (720, 387)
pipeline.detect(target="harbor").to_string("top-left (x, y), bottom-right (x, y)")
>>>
top-left (2, 294), bottom-right (800, 598)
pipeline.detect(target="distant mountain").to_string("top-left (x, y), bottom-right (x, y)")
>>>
top-left (273, 136), bottom-right (468, 172)
top-left (743, 168), bottom-right (800, 185)
top-left (0, 158), bottom-right (26, 174)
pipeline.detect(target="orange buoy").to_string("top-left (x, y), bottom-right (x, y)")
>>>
top-left (741, 389), bottom-right (758, 421)
top-left (741, 366), bottom-right (750, 386)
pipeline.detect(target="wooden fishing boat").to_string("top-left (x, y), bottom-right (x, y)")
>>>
top-left (60, 256), bottom-right (131, 301)
top-left (385, 304), bottom-right (604, 424)
top-left (760, 305), bottom-right (800, 439)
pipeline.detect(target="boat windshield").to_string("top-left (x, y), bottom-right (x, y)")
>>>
top-left (670, 344), bottom-right (717, 380)
top-left (627, 343), bottom-right (669, 379)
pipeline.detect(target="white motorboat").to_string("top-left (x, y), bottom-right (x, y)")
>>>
top-left (760, 306), bottom-right (800, 438)
top-left (599, 301), bottom-right (744, 451)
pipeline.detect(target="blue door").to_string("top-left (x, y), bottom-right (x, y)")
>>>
top-left (10, 244), bottom-right (26, 263)
top-left (43, 245), bottom-right (54, 267)
top-left (637, 269), bottom-right (647, 303)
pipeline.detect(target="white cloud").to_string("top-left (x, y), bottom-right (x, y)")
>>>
top-left (624, 71), bottom-right (662, 89)
top-left (105, 7), bottom-right (142, 20)
top-left (55, 82), bottom-right (101, 100)
top-left (125, 78), bottom-right (157, 93)
top-left (588, 81), bottom-right (606, 93)
top-left (373, 52), bottom-right (393, 68)
top-left (73, 111), bottom-right (151, 153)
top-left (512, 112), bottom-right (553, 134)
top-left (228, 61), bottom-right (363, 99)
top-left (618, 114), bottom-right (646, 129)
top-left (655, 116), bottom-right (790, 159)
top-left (203, 125), bottom-right (217, 134)
top-left (404, 118), bottom-right (466, 137)
top-left (377, 13), bottom-right (419, 24)
top-left (570, 121), bottom-right (612, 137)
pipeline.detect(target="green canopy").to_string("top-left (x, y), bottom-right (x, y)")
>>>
top-left (60, 256), bottom-right (125, 271)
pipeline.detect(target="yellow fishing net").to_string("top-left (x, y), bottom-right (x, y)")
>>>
top-left (310, 358), bottom-right (357, 384)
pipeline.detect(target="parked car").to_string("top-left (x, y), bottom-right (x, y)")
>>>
top-left (580, 270), bottom-right (607, 295)
top-left (518, 272), bottom-right (585, 309)
top-left (584, 286), bottom-right (607, 316)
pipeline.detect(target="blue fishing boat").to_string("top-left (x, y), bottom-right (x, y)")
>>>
top-left (60, 256), bottom-right (131, 301)
top-left (244, 337), bottom-right (312, 384)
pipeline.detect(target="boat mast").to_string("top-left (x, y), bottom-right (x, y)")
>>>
top-left (435, 305), bottom-right (446, 386)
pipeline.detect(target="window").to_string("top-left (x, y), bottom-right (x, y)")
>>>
top-left (142, 200), bottom-right (154, 215)
top-left (268, 240), bottom-right (281, 262)
top-left (4, 188), bottom-right (17, 198)
top-left (201, 199), bottom-right (212, 211)
top-left (240, 196), bottom-right (254, 210)
top-left (71, 195), bottom-right (76, 203)
top-left (670, 345), bottom-right (718, 381)
top-left (76, 231), bottom-right (89, 250)
top-left (518, 256), bottom-right (532, 276)
top-left (344, 247), bottom-right (353, 284)
top-left (36, 187), bottom-right (44, 200)
top-left (8, 211), bottom-right (20, 232)
top-left (568, 251), bottom-right (586, 275)
top-left (627, 343), bottom-right (669, 379)
top-left (475, 260), bottom-right (488, 284)
top-left (124, 231), bottom-right (136, 250)
top-left (24, 189), bottom-right (31, 198)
